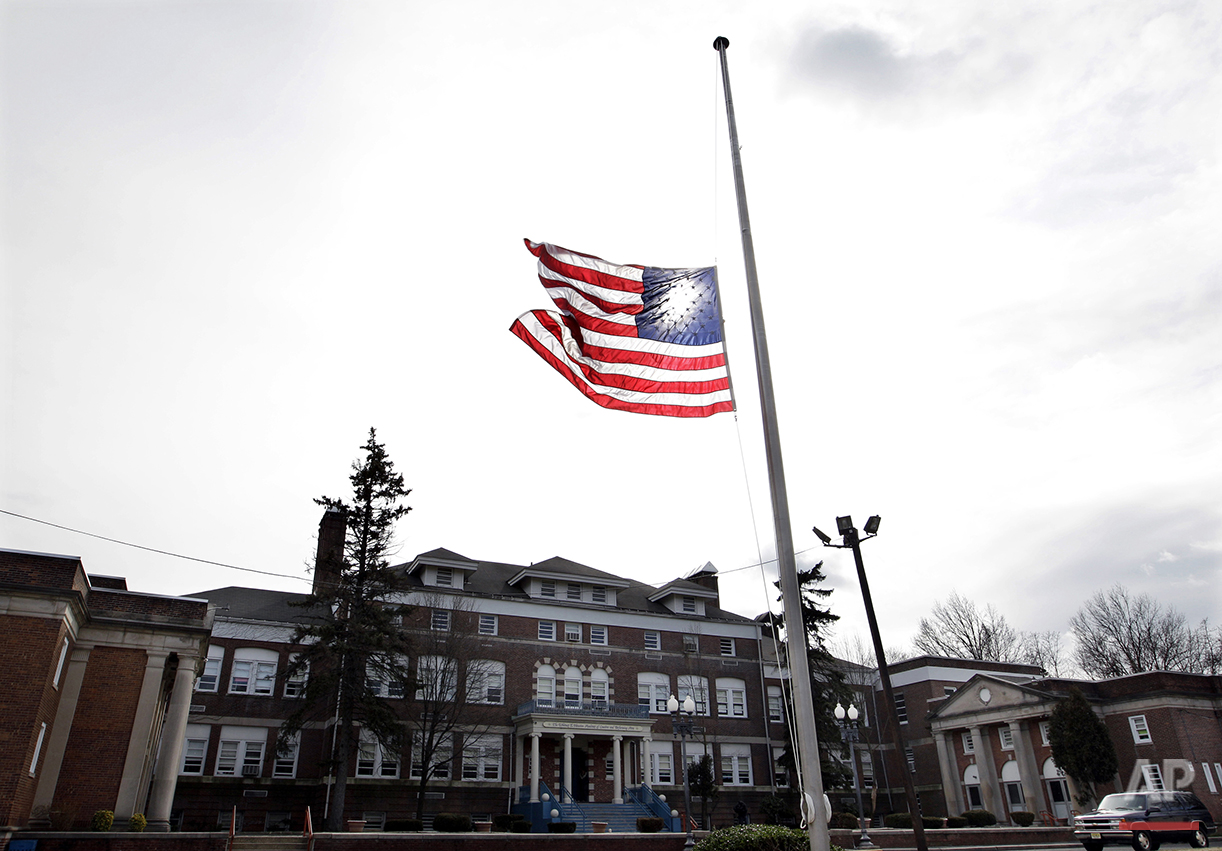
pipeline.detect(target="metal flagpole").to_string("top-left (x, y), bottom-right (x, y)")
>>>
top-left (713, 36), bottom-right (830, 851)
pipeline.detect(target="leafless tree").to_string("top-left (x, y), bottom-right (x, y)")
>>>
top-left (1069, 584), bottom-right (1210, 677)
top-left (1017, 629), bottom-right (1076, 678)
top-left (913, 591), bottom-right (1022, 661)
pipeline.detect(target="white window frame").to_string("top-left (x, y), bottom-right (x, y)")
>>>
top-left (720, 743), bottom-right (752, 785)
top-left (30, 723), bottom-right (47, 776)
top-left (638, 672), bottom-right (670, 713)
top-left (540, 579), bottom-right (556, 598)
top-left (367, 655), bottom-right (408, 699)
top-left (197, 645), bottom-right (224, 693)
top-left (229, 648), bottom-right (278, 696)
top-left (678, 674), bottom-right (710, 716)
top-left (410, 732), bottom-right (451, 780)
top-left (181, 736), bottom-right (208, 775)
top-left (650, 746), bottom-right (674, 785)
top-left (416, 655), bottom-right (457, 702)
top-left (681, 595), bottom-right (696, 614)
top-left (461, 735), bottom-right (503, 781)
top-left (564, 622), bottom-right (582, 643)
top-left (357, 730), bottom-right (399, 778)
top-left (683, 634), bottom-right (698, 653)
top-left (773, 746), bottom-right (789, 787)
top-left (1129, 715), bottom-right (1152, 744)
top-left (284, 655), bottom-right (308, 698)
top-left (566, 583), bottom-right (582, 601)
top-left (767, 685), bottom-right (783, 723)
top-left (215, 727), bottom-right (266, 777)
top-left (538, 620), bottom-right (556, 641)
top-left (591, 586), bottom-right (607, 604)
top-left (1201, 763), bottom-right (1217, 794)
top-left (1039, 721), bottom-right (1050, 746)
top-left (52, 637), bottom-right (70, 689)
top-left (644, 631), bottom-right (661, 651)
top-left (590, 625), bottom-right (608, 646)
top-left (536, 665), bottom-right (556, 708)
top-left (999, 727), bottom-right (1015, 750)
top-left (894, 692), bottom-right (908, 724)
top-left (466, 660), bottom-right (505, 705)
top-left (590, 668), bottom-right (609, 708)
top-left (720, 638), bottom-right (736, 657)
top-left (905, 747), bottom-right (916, 773)
top-left (716, 678), bottom-right (747, 718)
top-left (1141, 763), bottom-right (1164, 791)
top-left (431, 609), bottom-right (451, 632)
top-left (860, 751), bottom-right (874, 788)
top-left (478, 614), bottom-right (498, 636)
top-left (962, 731), bottom-right (975, 754)
top-left (273, 733), bottom-right (299, 778)
top-left (563, 666), bottom-right (583, 708)
top-left (435, 566), bottom-right (453, 587)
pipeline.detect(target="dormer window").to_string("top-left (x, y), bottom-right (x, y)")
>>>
top-left (540, 580), bottom-right (556, 598)
top-left (592, 586), bottom-right (607, 604)
top-left (567, 583), bottom-right (582, 600)
top-left (435, 567), bottom-right (453, 587)
top-left (682, 596), bottom-right (697, 614)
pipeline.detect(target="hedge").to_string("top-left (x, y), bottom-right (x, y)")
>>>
top-left (432, 813), bottom-right (472, 832)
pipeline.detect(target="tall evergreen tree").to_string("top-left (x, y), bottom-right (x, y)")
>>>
top-left (278, 428), bottom-right (413, 830)
top-left (1047, 688), bottom-right (1118, 807)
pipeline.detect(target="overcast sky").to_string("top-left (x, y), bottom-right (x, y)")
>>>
top-left (3, 0), bottom-right (1219, 657)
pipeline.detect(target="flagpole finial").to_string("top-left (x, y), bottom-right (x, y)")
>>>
top-left (713, 36), bottom-right (729, 50)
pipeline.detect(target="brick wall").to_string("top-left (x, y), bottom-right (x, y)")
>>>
top-left (54, 646), bottom-right (147, 827)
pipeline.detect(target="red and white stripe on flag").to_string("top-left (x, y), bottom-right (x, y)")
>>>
top-left (510, 239), bottom-right (734, 418)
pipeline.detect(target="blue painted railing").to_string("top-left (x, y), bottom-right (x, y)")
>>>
top-left (626, 784), bottom-right (679, 832)
top-left (514, 699), bottom-right (650, 719)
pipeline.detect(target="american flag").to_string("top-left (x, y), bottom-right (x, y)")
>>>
top-left (510, 239), bottom-right (734, 418)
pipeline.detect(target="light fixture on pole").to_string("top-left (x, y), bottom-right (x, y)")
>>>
top-left (834, 703), bottom-right (874, 849)
top-left (813, 515), bottom-right (927, 851)
top-left (667, 693), bottom-right (697, 849)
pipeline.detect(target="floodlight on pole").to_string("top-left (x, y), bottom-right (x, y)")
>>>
top-left (812, 526), bottom-right (832, 545)
top-left (864, 515), bottom-right (881, 535)
top-left (836, 515), bottom-right (854, 535)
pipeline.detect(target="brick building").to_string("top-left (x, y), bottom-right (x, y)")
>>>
top-left (0, 548), bottom-right (213, 831)
top-left (168, 512), bottom-right (791, 832)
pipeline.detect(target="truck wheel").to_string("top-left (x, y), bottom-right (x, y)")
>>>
top-left (1190, 827), bottom-right (1208, 848)
top-left (1132, 831), bottom-right (1159, 851)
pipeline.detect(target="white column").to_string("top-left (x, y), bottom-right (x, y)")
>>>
top-left (1010, 720), bottom-right (1046, 818)
top-left (973, 725), bottom-right (1001, 816)
top-left (529, 733), bottom-right (541, 803)
top-left (31, 645), bottom-right (92, 822)
top-left (642, 737), bottom-right (652, 786)
top-left (114, 650), bottom-right (170, 820)
top-left (612, 735), bottom-right (623, 804)
top-left (934, 731), bottom-right (964, 816)
top-left (563, 734), bottom-right (574, 803)
top-left (146, 655), bottom-right (200, 831)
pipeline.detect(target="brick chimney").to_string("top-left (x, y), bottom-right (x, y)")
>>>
top-left (686, 561), bottom-right (719, 601)
top-left (313, 507), bottom-right (348, 596)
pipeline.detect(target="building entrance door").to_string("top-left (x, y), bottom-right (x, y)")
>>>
top-left (572, 747), bottom-right (589, 801)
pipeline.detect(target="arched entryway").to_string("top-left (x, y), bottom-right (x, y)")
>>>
top-left (1043, 757), bottom-right (1071, 822)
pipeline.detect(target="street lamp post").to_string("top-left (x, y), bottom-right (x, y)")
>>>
top-left (813, 515), bottom-right (928, 851)
top-left (668, 694), bottom-right (697, 849)
top-left (834, 703), bottom-right (875, 849)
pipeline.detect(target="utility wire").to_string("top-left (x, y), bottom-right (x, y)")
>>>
top-left (0, 508), bottom-right (309, 582)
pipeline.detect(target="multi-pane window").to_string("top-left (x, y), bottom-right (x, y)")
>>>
top-left (1040, 721), bottom-right (1051, 746)
top-left (229, 648), bottom-right (278, 696)
top-left (905, 747), bottom-right (916, 773)
top-left (716, 678), bottom-right (747, 717)
top-left (651, 750), bottom-right (673, 785)
top-left (462, 736), bottom-right (503, 781)
top-left (565, 623), bottom-right (582, 642)
top-left (197, 645), bottom-right (224, 692)
top-left (466, 661), bottom-right (505, 705)
top-left (682, 596), bottom-right (697, 613)
top-left (860, 752), bottom-right (874, 788)
top-left (678, 674), bottom-right (710, 715)
top-left (540, 580), bottom-right (556, 598)
top-left (720, 744), bottom-right (752, 785)
top-left (638, 673), bottom-right (670, 713)
top-left (767, 686), bottom-right (783, 722)
top-left (215, 727), bottom-right (266, 777)
top-left (773, 747), bottom-right (789, 787)
top-left (999, 727), bottom-right (1015, 750)
top-left (592, 586), bottom-right (607, 604)
top-left (563, 667), bottom-right (583, 707)
top-left (591, 669), bottom-right (609, 708)
top-left (284, 656), bottom-right (308, 698)
top-left (181, 738), bottom-right (208, 775)
top-left (367, 656), bottom-right (407, 699)
top-left (644, 631), bottom-right (661, 651)
top-left (431, 609), bottom-right (451, 632)
top-left (590, 625), bottom-right (608, 645)
top-left (1141, 763), bottom-right (1164, 790)
top-left (1130, 715), bottom-right (1152, 743)
top-left (894, 692), bottom-right (908, 724)
top-left (435, 567), bottom-right (453, 587)
top-left (962, 731), bottom-right (975, 754)
top-left (683, 634), bottom-right (698, 653)
top-left (538, 621), bottom-right (556, 641)
top-left (411, 733), bottom-right (451, 780)
top-left (416, 655), bottom-right (456, 702)
top-left (357, 731), bottom-right (399, 778)
top-left (720, 638), bottom-right (736, 657)
top-left (273, 734), bottom-right (299, 778)
top-left (537, 665), bottom-right (556, 707)
top-left (478, 614), bottom-right (498, 636)
top-left (567, 583), bottom-right (582, 600)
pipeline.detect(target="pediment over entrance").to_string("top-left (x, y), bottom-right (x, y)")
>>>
top-left (931, 674), bottom-right (1056, 730)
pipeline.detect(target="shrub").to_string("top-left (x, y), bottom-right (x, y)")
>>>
top-left (829, 812), bottom-right (859, 830)
top-left (432, 813), bottom-right (472, 832)
top-left (548, 822), bottom-right (577, 833)
top-left (128, 813), bottom-right (147, 832)
top-left (385, 819), bottom-right (422, 831)
top-left (1012, 811), bottom-right (1035, 827)
top-left (510, 821), bottom-right (533, 833)
top-left (962, 809), bottom-right (998, 827)
top-left (884, 813), bottom-right (914, 829)
top-left (922, 817), bottom-right (944, 829)
top-left (493, 814), bottom-right (524, 831)
top-left (91, 810), bottom-right (115, 832)
top-left (694, 823), bottom-right (825, 851)
top-left (637, 817), bottom-right (665, 832)
top-left (946, 816), bottom-right (969, 828)
top-left (760, 795), bottom-right (794, 825)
